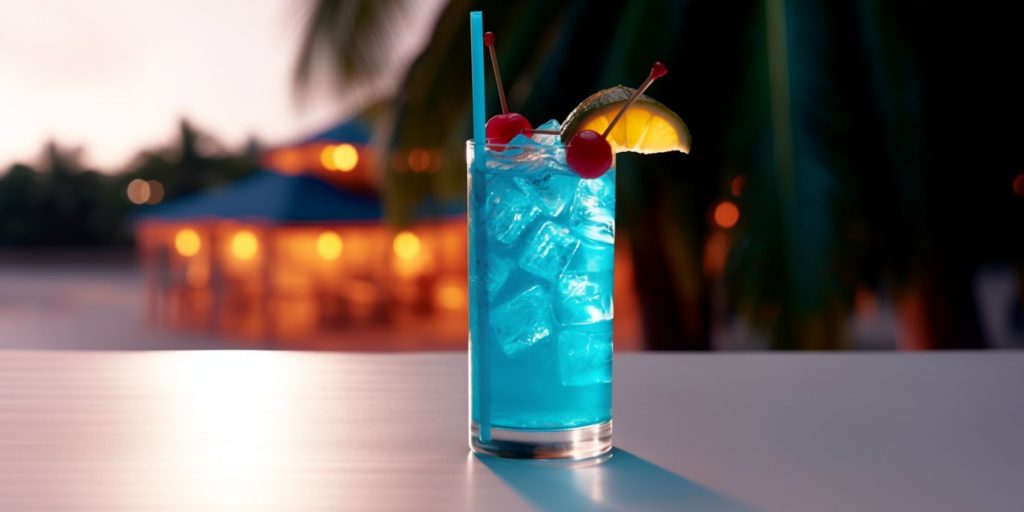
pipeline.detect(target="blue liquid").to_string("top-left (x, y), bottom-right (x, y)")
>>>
top-left (469, 144), bottom-right (614, 430)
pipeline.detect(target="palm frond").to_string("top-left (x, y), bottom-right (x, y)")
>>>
top-left (294, 0), bottom-right (414, 96)
top-left (725, 0), bottom-right (860, 349)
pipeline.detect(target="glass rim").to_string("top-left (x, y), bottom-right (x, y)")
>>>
top-left (465, 139), bottom-right (563, 153)
top-left (465, 139), bottom-right (616, 177)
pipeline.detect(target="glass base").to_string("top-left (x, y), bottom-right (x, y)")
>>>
top-left (470, 420), bottom-right (612, 460)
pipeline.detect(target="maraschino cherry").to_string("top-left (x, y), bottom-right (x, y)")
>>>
top-left (483, 32), bottom-right (532, 146)
top-left (566, 62), bottom-right (669, 178)
top-left (565, 130), bottom-right (612, 179)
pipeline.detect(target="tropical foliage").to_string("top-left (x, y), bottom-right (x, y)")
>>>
top-left (297, 0), bottom-right (1024, 349)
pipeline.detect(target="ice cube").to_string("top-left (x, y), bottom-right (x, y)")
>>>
top-left (485, 175), bottom-right (541, 244)
top-left (555, 272), bottom-right (614, 325)
top-left (514, 173), bottom-right (578, 217)
top-left (558, 329), bottom-right (612, 386)
top-left (533, 119), bottom-right (562, 145)
top-left (490, 285), bottom-right (553, 356)
top-left (483, 136), bottom-right (565, 178)
top-left (566, 239), bottom-right (615, 274)
top-left (479, 134), bottom-right (538, 173)
top-left (569, 170), bottom-right (616, 244)
top-left (507, 133), bottom-right (540, 148)
top-left (486, 256), bottom-right (514, 298)
top-left (518, 221), bottom-right (580, 281)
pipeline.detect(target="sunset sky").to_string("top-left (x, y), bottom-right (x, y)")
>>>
top-left (0, 0), bottom-right (441, 171)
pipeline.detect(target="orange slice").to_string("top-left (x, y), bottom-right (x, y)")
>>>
top-left (561, 86), bottom-right (691, 154)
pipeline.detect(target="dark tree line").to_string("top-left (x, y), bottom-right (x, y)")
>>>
top-left (0, 121), bottom-right (259, 247)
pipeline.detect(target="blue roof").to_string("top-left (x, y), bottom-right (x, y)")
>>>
top-left (136, 171), bottom-right (382, 224)
top-left (293, 119), bottom-right (371, 146)
top-left (135, 117), bottom-right (461, 225)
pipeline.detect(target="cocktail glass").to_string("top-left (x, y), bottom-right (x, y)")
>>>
top-left (468, 138), bottom-right (614, 460)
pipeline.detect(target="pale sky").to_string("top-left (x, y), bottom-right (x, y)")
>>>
top-left (0, 0), bottom-right (442, 171)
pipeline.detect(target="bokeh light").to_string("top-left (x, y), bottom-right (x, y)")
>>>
top-left (393, 231), bottom-right (421, 260)
top-left (146, 180), bottom-right (165, 205)
top-left (174, 228), bottom-right (201, 257)
top-left (319, 146), bottom-right (336, 170)
top-left (407, 149), bottom-right (431, 172)
top-left (316, 231), bottom-right (343, 260)
top-left (714, 201), bottom-right (740, 229)
top-left (1013, 173), bottom-right (1024, 197)
top-left (436, 279), bottom-right (466, 310)
top-left (126, 178), bottom-right (151, 204)
top-left (331, 144), bottom-right (359, 172)
top-left (231, 230), bottom-right (259, 260)
top-left (320, 144), bottom-right (359, 172)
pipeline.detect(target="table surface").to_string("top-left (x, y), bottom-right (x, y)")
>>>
top-left (1, 351), bottom-right (1022, 511)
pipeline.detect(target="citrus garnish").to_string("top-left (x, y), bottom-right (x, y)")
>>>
top-left (560, 62), bottom-right (690, 178)
top-left (561, 86), bottom-right (691, 156)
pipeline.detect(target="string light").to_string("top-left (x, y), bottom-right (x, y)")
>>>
top-left (393, 231), bottom-right (421, 260)
top-left (316, 231), bottom-right (343, 260)
top-left (175, 229), bottom-right (201, 257)
top-left (231, 230), bottom-right (259, 260)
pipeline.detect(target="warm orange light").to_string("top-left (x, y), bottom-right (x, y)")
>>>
top-left (408, 149), bottom-right (431, 172)
top-left (231, 230), bottom-right (259, 260)
top-left (316, 231), bottom-right (343, 260)
top-left (1014, 173), bottom-right (1024, 197)
top-left (714, 201), bottom-right (740, 229)
top-left (174, 228), bottom-right (201, 257)
top-left (331, 144), bottom-right (359, 172)
top-left (146, 180), bottom-right (165, 205)
top-left (393, 231), bottom-right (421, 260)
top-left (436, 280), bottom-right (466, 310)
top-left (319, 145), bottom-right (337, 170)
top-left (272, 149), bottom-right (304, 174)
top-left (126, 178), bottom-right (150, 204)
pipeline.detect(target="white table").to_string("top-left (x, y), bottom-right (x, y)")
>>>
top-left (1, 351), bottom-right (1022, 511)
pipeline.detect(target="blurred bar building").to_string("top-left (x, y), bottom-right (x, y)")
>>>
top-left (134, 120), bottom-right (642, 349)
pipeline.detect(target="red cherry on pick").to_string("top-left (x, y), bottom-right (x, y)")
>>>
top-left (566, 130), bottom-right (613, 179)
top-left (651, 61), bottom-right (668, 79)
top-left (486, 113), bottom-right (533, 146)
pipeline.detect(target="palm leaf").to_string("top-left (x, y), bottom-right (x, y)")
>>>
top-left (294, 0), bottom-right (417, 101)
top-left (725, 0), bottom-right (860, 349)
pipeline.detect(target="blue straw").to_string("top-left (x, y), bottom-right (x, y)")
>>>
top-left (469, 11), bottom-right (491, 442)
top-left (471, 12), bottom-right (486, 168)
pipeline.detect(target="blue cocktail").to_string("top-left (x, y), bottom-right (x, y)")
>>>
top-left (468, 130), bottom-right (615, 459)
top-left (466, 11), bottom-right (687, 460)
